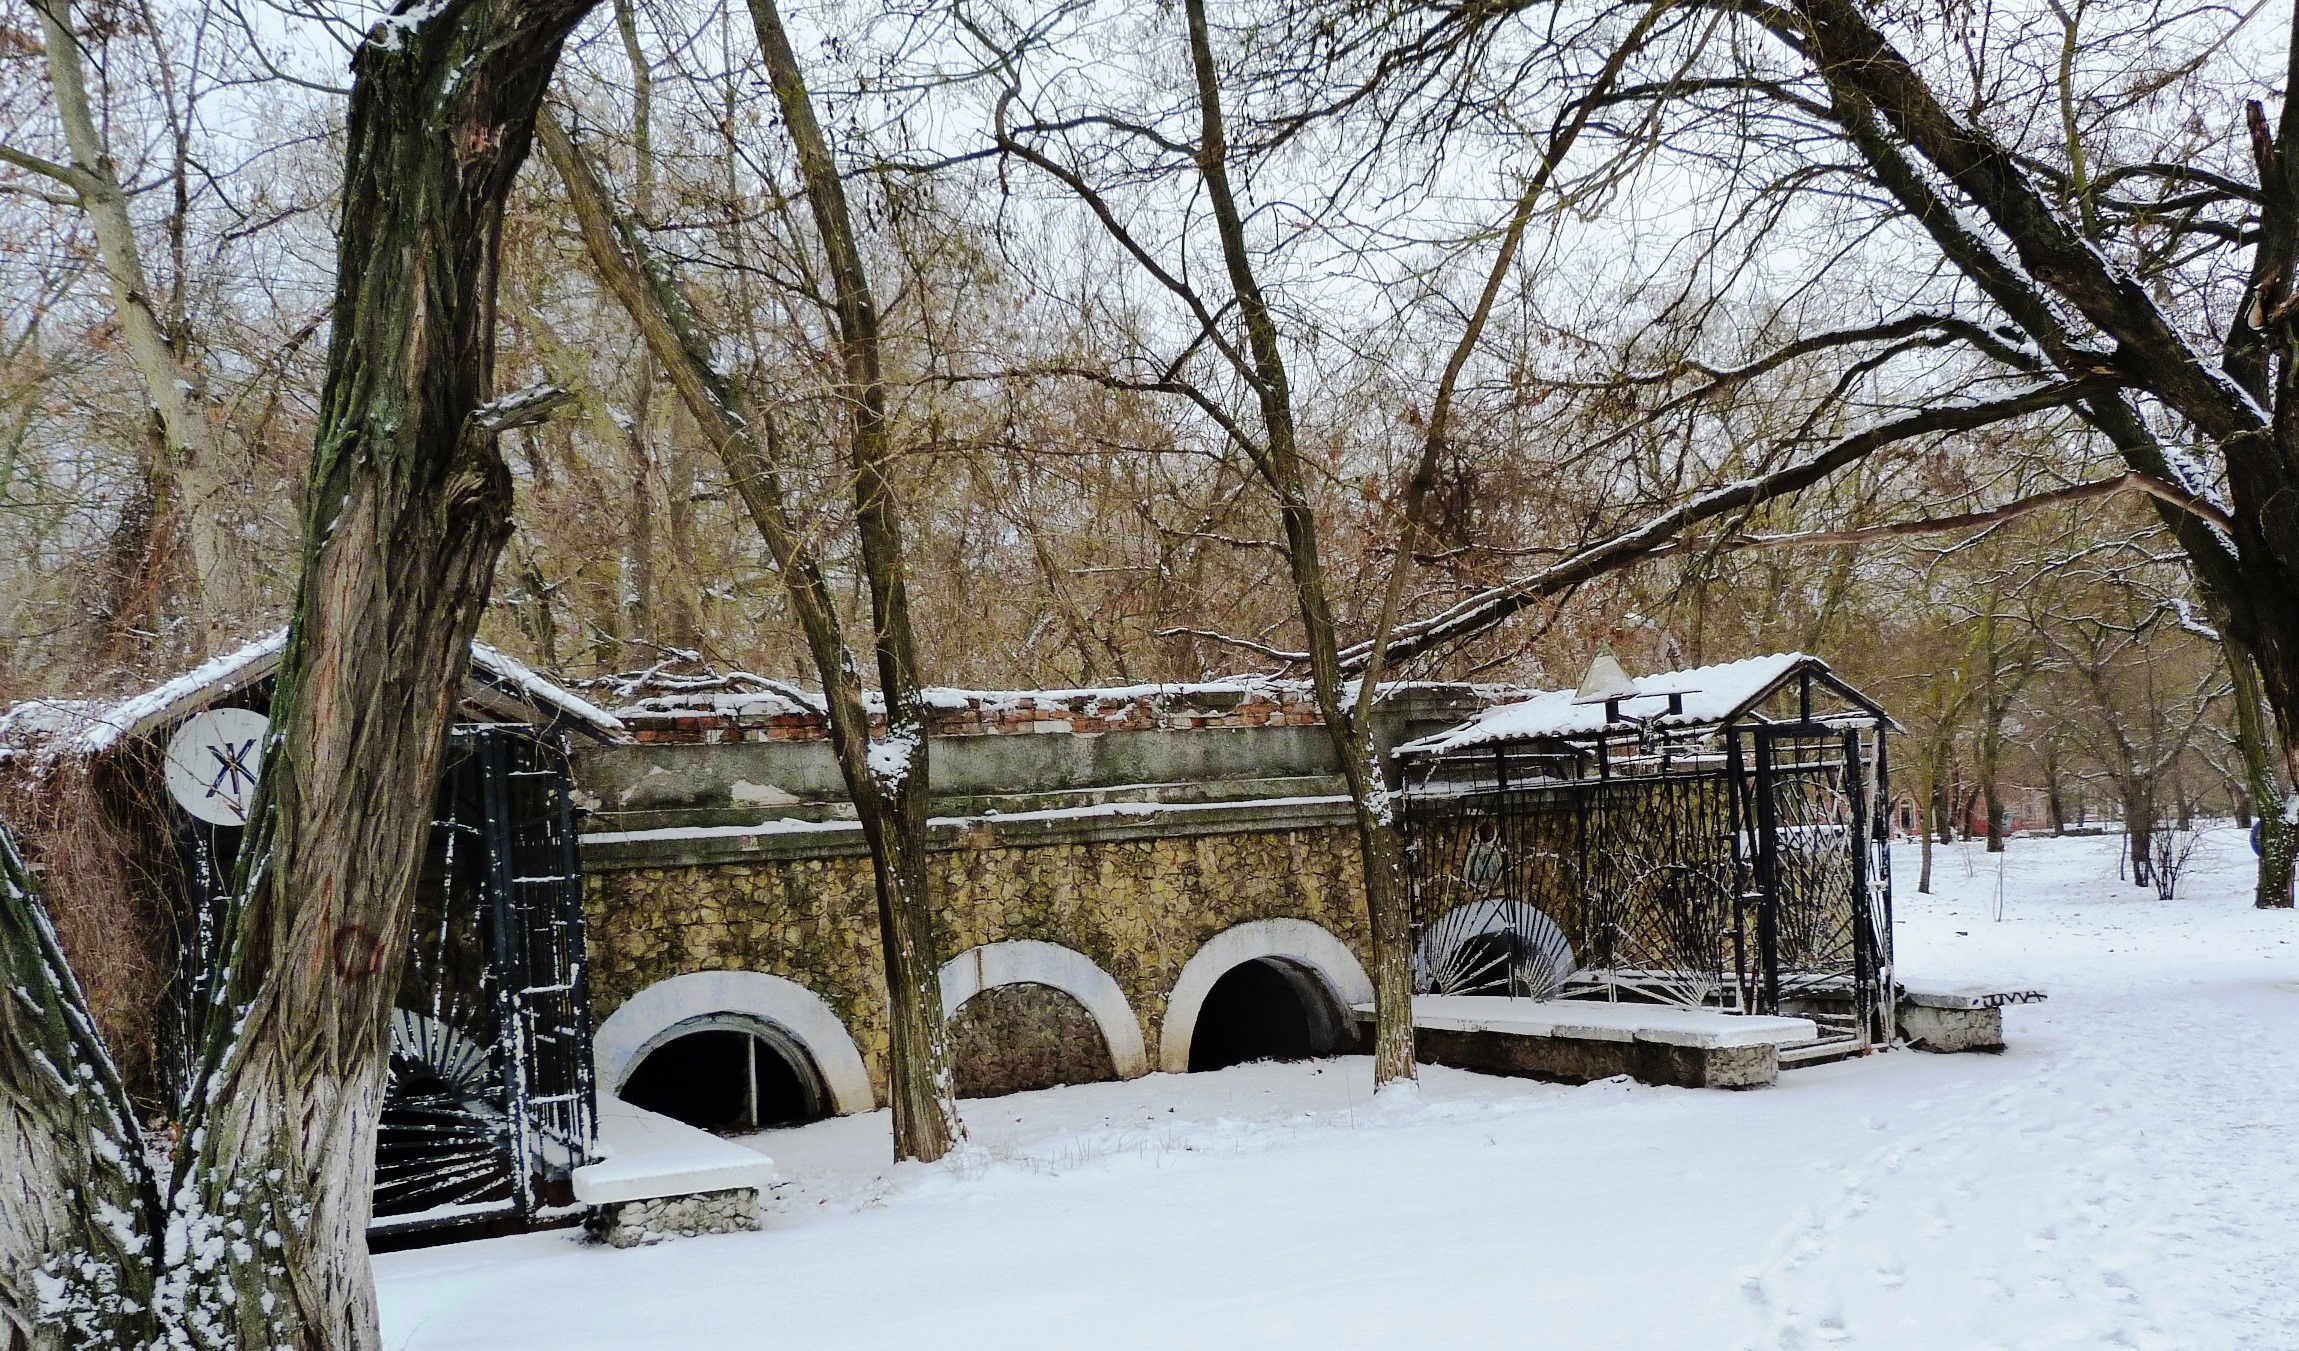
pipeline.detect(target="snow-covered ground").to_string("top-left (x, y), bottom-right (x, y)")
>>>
top-left (378, 831), bottom-right (2299, 1350)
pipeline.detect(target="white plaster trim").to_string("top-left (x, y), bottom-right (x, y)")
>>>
top-left (595, 970), bottom-right (874, 1114)
top-left (1160, 919), bottom-right (1375, 1073)
top-left (938, 940), bottom-right (1148, 1079)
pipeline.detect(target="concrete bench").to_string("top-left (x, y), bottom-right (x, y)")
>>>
top-left (1896, 980), bottom-right (2047, 1053)
top-left (572, 1095), bottom-right (780, 1246)
top-left (1356, 995), bottom-right (1820, 1089)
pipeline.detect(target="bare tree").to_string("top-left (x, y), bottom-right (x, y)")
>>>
top-left (534, 0), bottom-right (964, 1158)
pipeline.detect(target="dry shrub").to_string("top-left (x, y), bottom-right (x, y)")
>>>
top-left (0, 745), bottom-right (185, 1113)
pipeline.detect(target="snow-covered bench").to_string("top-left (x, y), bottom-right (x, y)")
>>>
top-left (1355, 995), bottom-right (1821, 1089)
top-left (1896, 980), bottom-right (2048, 1053)
top-left (572, 1094), bottom-right (779, 1246)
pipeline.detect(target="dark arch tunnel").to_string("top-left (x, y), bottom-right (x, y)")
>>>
top-left (1187, 957), bottom-right (1352, 1073)
top-left (619, 1017), bottom-right (830, 1134)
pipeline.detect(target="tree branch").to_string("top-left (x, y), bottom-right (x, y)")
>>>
top-left (1335, 378), bottom-right (2111, 671)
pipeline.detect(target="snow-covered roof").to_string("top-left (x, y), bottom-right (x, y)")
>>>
top-left (1, 629), bottom-right (622, 763)
top-left (466, 641), bottom-right (626, 739)
top-left (1395, 653), bottom-right (1882, 758)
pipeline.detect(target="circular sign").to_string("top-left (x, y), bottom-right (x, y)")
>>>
top-left (163, 707), bottom-right (271, 826)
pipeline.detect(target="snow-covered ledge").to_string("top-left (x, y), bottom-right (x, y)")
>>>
top-left (594, 969), bottom-right (875, 1114)
top-left (938, 940), bottom-right (1149, 1078)
top-left (572, 1094), bottom-right (778, 1206)
top-left (1160, 919), bottom-right (1374, 1074)
top-left (1390, 995), bottom-right (1818, 1049)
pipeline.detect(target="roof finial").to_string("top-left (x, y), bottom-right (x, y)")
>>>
top-left (1573, 641), bottom-right (1639, 704)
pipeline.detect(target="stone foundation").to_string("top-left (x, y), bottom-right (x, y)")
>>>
top-left (588, 1187), bottom-right (762, 1248)
top-left (1898, 1002), bottom-right (2005, 1053)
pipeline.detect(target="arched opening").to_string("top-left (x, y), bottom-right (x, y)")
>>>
top-left (1186, 958), bottom-right (1349, 1072)
top-left (617, 1015), bottom-right (829, 1133)
top-left (948, 982), bottom-right (1118, 1098)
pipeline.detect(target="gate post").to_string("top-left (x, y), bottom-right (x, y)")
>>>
top-left (1751, 728), bottom-right (1782, 1015)
top-left (1843, 727), bottom-right (1874, 1045)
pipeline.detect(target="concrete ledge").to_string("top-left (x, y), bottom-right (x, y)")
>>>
top-left (1895, 979), bottom-right (2045, 1053)
top-left (1415, 1025), bottom-right (1783, 1089)
top-left (1394, 995), bottom-right (1818, 1049)
top-left (586, 1187), bottom-right (762, 1248)
top-left (1898, 1003), bottom-right (2005, 1053)
top-left (582, 794), bottom-right (1358, 871)
top-left (1899, 980), bottom-right (2048, 1010)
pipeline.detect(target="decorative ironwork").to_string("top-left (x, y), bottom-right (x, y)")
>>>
top-left (1400, 672), bottom-right (1895, 1047)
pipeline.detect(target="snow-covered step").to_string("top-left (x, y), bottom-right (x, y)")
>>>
top-left (1777, 1037), bottom-right (1871, 1070)
top-left (1897, 979), bottom-right (2048, 1053)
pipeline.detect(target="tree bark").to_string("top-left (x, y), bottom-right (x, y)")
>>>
top-left (2228, 643), bottom-right (2295, 906)
top-left (0, 822), bottom-right (158, 1348)
top-left (1176, 0), bottom-right (1424, 1085)
top-left (743, 0), bottom-right (958, 1160)
top-left (538, 94), bottom-right (961, 1159)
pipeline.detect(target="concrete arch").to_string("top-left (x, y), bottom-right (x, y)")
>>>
top-left (939, 940), bottom-right (1148, 1079)
top-left (595, 970), bottom-right (874, 1115)
top-left (1160, 919), bottom-right (1375, 1074)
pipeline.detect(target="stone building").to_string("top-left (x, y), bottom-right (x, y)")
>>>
top-left (574, 679), bottom-right (1498, 1129)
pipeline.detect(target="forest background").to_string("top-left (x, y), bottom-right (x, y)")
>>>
top-left (0, 0), bottom-right (2261, 873)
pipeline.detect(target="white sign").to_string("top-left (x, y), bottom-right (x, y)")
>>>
top-left (163, 707), bottom-right (270, 827)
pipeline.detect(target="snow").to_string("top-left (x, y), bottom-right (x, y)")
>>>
top-left (578, 796), bottom-right (1356, 846)
top-left (379, 830), bottom-right (2299, 1350)
top-left (865, 731), bottom-right (918, 791)
top-left (1396, 652), bottom-right (1838, 756)
top-left (0, 630), bottom-right (620, 763)
top-left (467, 641), bottom-right (626, 737)
top-left (61, 630), bottom-right (286, 756)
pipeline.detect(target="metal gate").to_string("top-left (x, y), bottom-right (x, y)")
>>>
top-left (372, 725), bottom-right (596, 1232)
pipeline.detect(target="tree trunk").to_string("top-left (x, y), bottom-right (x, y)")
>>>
top-left (2, 3), bottom-right (595, 1346)
top-left (2124, 786), bottom-right (2155, 888)
top-left (2228, 640), bottom-right (2295, 907)
top-left (0, 822), bottom-right (158, 1347)
top-left (538, 91), bottom-right (961, 1159)
top-left (1915, 766), bottom-right (1936, 893)
top-left (2043, 741), bottom-right (2068, 835)
top-left (1175, 0), bottom-right (1432, 1085)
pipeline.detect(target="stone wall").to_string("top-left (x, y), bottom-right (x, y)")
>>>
top-left (948, 983), bottom-right (1116, 1098)
top-left (583, 817), bottom-right (1370, 1098)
